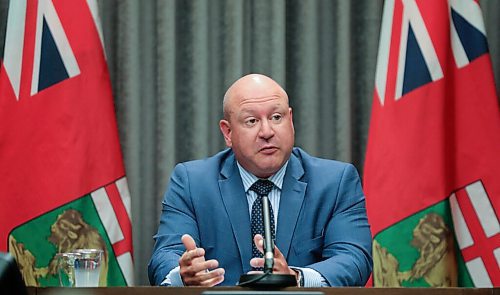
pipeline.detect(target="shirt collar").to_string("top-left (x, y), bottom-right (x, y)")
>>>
top-left (237, 160), bottom-right (289, 193)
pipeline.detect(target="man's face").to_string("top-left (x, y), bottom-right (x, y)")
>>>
top-left (220, 77), bottom-right (294, 178)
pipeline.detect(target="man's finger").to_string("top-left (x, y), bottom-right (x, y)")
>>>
top-left (185, 247), bottom-right (205, 261)
top-left (181, 234), bottom-right (197, 251)
top-left (250, 257), bottom-right (264, 268)
top-left (196, 267), bottom-right (225, 280)
top-left (198, 270), bottom-right (225, 287)
top-left (183, 267), bottom-right (225, 287)
top-left (273, 243), bottom-right (284, 259)
top-left (189, 259), bottom-right (219, 274)
top-left (180, 259), bottom-right (219, 283)
top-left (253, 234), bottom-right (264, 254)
top-left (179, 248), bottom-right (206, 269)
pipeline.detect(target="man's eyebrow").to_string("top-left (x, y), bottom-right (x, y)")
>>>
top-left (238, 108), bottom-right (254, 115)
top-left (235, 109), bottom-right (254, 120)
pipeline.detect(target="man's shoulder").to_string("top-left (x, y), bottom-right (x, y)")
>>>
top-left (175, 149), bottom-right (233, 174)
top-left (291, 147), bottom-right (361, 188)
top-left (292, 147), bottom-right (353, 170)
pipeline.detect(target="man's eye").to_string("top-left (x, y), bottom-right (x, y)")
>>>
top-left (245, 118), bottom-right (257, 126)
top-left (271, 114), bottom-right (282, 122)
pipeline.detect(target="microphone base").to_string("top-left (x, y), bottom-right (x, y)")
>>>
top-left (239, 274), bottom-right (296, 288)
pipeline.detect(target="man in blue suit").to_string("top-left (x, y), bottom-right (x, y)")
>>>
top-left (148, 74), bottom-right (372, 287)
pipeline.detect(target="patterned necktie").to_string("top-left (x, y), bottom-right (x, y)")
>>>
top-left (250, 179), bottom-right (276, 267)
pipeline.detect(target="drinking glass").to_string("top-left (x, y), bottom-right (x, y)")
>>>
top-left (57, 252), bottom-right (79, 287)
top-left (73, 249), bottom-right (103, 287)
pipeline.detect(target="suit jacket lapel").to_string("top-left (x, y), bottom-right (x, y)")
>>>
top-left (218, 152), bottom-right (252, 272)
top-left (276, 153), bottom-right (306, 259)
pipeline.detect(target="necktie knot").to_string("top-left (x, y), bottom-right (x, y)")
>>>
top-left (250, 179), bottom-right (274, 196)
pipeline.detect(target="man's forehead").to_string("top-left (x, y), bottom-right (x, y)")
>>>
top-left (237, 93), bottom-right (284, 105)
top-left (223, 74), bottom-right (289, 119)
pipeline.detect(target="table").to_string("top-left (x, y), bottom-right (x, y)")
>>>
top-left (27, 287), bottom-right (500, 295)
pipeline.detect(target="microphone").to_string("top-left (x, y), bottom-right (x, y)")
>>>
top-left (261, 195), bottom-right (274, 272)
top-left (238, 194), bottom-right (296, 288)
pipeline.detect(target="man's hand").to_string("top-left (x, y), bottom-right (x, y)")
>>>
top-left (249, 234), bottom-right (298, 280)
top-left (179, 234), bottom-right (225, 286)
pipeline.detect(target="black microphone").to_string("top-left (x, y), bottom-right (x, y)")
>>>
top-left (261, 195), bottom-right (274, 272)
top-left (238, 193), bottom-right (296, 288)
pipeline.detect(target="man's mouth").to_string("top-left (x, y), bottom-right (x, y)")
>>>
top-left (259, 146), bottom-right (278, 154)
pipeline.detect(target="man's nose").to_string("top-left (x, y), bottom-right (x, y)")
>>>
top-left (259, 119), bottom-right (275, 139)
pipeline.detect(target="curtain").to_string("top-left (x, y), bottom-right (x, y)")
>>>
top-left (1, 0), bottom-right (499, 285)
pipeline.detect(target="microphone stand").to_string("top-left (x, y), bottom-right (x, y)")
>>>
top-left (238, 195), bottom-right (297, 288)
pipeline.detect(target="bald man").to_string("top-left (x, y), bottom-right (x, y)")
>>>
top-left (148, 74), bottom-right (372, 287)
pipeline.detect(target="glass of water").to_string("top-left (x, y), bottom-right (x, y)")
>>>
top-left (57, 252), bottom-right (79, 287)
top-left (73, 249), bottom-right (103, 287)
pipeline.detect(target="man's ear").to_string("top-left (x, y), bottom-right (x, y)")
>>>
top-left (219, 119), bottom-right (232, 147)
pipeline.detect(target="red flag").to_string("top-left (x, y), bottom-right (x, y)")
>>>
top-left (0, 0), bottom-right (133, 286)
top-left (364, 0), bottom-right (499, 287)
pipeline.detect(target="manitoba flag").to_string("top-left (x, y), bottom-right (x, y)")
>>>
top-left (0, 0), bottom-right (133, 286)
top-left (364, 0), bottom-right (499, 287)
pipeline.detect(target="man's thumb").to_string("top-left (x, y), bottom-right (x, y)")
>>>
top-left (181, 234), bottom-right (197, 251)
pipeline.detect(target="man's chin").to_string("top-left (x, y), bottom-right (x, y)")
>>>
top-left (253, 163), bottom-right (283, 178)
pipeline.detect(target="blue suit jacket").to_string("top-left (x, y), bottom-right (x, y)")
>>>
top-left (148, 148), bottom-right (372, 286)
